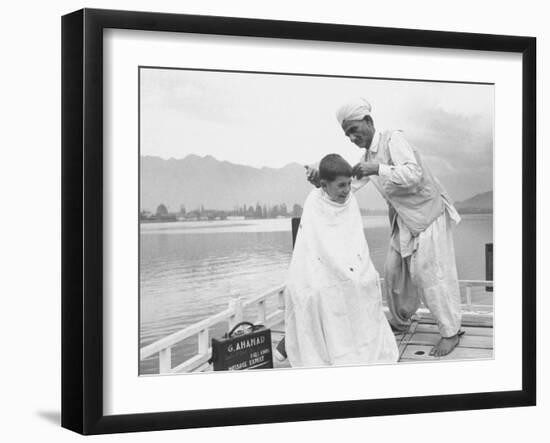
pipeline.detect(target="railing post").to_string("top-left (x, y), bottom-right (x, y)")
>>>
top-left (228, 292), bottom-right (244, 330)
top-left (257, 300), bottom-right (266, 324)
top-left (159, 347), bottom-right (171, 373)
top-left (278, 288), bottom-right (285, 312)
top-left (465, 285), bottom-right (473, 311)
top-left (198, 329), bottom-right (209, 355)
top-left (485, 243), bottom-right (493, 292)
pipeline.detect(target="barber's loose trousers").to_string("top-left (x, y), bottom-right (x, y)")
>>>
top-left (384, 210), bottom-right (462, 338)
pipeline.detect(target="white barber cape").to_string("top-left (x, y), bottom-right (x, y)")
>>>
top-left (284, 188), bottom-right (398, 367)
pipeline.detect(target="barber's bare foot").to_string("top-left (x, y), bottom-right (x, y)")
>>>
top-left (430, 334), bottom-right (460, 357)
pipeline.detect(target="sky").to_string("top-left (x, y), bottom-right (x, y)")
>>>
top-left (140, 67), bottom-right (494, 202)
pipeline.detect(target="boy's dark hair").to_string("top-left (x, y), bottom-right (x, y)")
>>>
top-left (319, 154), bottom-right (352, 181)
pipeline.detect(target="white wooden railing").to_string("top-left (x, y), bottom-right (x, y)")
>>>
top-left (460, 279), bottom-right (493, 312)
top-left (140, 279), bottom-right (492, 374)
top-left (140, 284), bottom-right (286, 374)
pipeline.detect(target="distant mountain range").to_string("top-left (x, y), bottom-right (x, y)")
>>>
top-left (454, 191), bottom-right (493, 214)
top-left (140, 154), bottom-right (313, 212)
top-left (140, 154), bottom-right (493, 214)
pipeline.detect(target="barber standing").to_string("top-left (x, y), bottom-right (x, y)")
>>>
top-left (307, 97), bottom-right (463, 356)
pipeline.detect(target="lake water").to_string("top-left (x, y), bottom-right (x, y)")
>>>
top-left (139, 214), bottom-right (493, 374)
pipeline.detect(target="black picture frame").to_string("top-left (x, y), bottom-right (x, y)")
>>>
top-left (61, 8), bottom-right (536, 435)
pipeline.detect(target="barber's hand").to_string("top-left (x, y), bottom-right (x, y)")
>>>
top-left (352, 161), bottom-right (380, 179)
top-left (305, 165), bottom-right (321, 188)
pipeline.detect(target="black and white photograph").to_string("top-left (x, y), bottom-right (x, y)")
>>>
top-left (138, 67), bottom-right (494, 375)
top-left (1, 0), bottom-right (543, 440)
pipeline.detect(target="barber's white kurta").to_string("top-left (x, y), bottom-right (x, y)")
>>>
top-left (284, 188), bottom-right (398, 367)
top-left (353, 131), bottom-right (462, 338)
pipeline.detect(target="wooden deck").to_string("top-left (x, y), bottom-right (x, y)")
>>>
top-left (270, 310), bottom-right (493, 369)
top-left (141, 281), bottom-right (493, 373)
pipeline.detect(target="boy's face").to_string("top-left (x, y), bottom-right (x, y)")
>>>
top-left (322, 175), bottom-right (352, 204)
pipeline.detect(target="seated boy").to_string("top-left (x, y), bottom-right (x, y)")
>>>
top-left (283, 154), bottom-right (398, 367)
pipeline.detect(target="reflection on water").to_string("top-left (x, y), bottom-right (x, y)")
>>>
top-left (140, 214), bottom-right (493, 374)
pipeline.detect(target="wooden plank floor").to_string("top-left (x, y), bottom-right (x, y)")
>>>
top-left (398, 313), bottom-right (493, 362)
top-left (270, 312), bottom-right (493, 368)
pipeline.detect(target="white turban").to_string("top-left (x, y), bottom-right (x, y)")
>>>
top-left (336, 97), bottom-right (372, 126)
